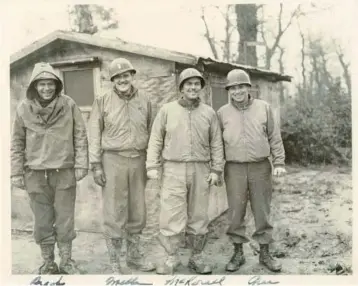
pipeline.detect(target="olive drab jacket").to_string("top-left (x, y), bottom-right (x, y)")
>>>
top-left (88, 87), bottom-right (152, 164)
top-left (217, 97), bottom-right (285, 167)
top-left (10, 63), bottom-right (88, 177)
top-left (146, 99), bottom-right (224, 175)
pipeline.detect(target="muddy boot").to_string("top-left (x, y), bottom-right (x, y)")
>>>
top-left (105, 238), bottom-right (121, 274)
top-left (156, 234), bottom-right (181, 275)
top-left (58, 241), bottom-right (81, 275)
top-left (106, 238), bottom-right (132, 275)
top-left (126, 234), bottom-right (155, 272)
top-left (39, 244), bottom-right (59, 275)
top-left (187, 234), bottom-right (212, 274)
top-left (259, 244), bottom-right (282, 272)
top-left (225, 243), bottom-right (246, 272)
top-left (156, 254), bottom-right (181, 275)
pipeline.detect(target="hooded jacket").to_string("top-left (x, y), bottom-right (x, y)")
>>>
top-left (10, 62), bottom-right (89, 177)
top-left (146, 99), bottom-right (224, 175)
top-left (217, 96), bottom-right (285, 166)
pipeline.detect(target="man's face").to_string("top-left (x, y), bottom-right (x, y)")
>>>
top-left (181, 77), bottom-right (202, 100)
top-left (112, 71), bottom-right (134, 93)
top-left (35, 79), bottom-right (56, 100)
top-left (228, 84), bottom-right (250, 102)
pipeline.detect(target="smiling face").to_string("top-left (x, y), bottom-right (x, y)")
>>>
top-left (181, 77), bottom-right (202, 100)
top-left (228, 84), bottom-right (250, 103)
top-left (112, 71), bottom-right (134, 93)
top-left (35, 79), bottom-right (57, 100)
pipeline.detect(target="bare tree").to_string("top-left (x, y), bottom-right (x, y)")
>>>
top-left (220, 5), bottom-right (236, 62)
top-left (68, 4), bottom-right (118, 34)
top-left (336, 44), bottom-right (351, 96)
top-left (201, 5), bottom-right (237, 62)
top-left (260, 3), bottom-right (302, 69)
top-left (235, 4), bottom-right (259, 66)
top-left (297, 21), bottom-right (307, 91)
top-left (278, 45), bottom-right (285, 103)
top-left (201, 7), bottom-right (219, 60)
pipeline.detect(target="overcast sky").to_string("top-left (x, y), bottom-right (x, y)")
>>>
top-left (5, 0), bottom-right (355, 88)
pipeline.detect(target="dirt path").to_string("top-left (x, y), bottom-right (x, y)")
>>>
top-left (11, 165), bottom-right (352, 275)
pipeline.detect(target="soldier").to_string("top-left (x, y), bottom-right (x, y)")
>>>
top-left (88, 58), bottom-right (155, 274)
top-left (146, 68), bottom-right (224, 275)
top-left (10, 62), bottom-right (88, 274)
top-left (217, 69), bottom-right (287, 273)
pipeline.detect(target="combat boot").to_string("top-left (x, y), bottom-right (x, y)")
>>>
top-left (225, 243), bottom-right (246, 272)
top-left (259, 244), bottom-right (282, 272)
top-left (39, 244), bottom-right (59, 275)
top-left (105, 238), bottom-right (132, 274)
top-left (156, 234), bottom-right (181, 275)
top-left (58, 241), bottom-right (81, 274)
top-left (126, 234), bottom-right (155, 272)
top-left (156, 254), bottom-right (181, 275)
top-left (187, 234), bottom-right (212, 274)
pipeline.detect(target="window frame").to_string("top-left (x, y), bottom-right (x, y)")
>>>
top-left (54, 65), bottom-right (100, 112)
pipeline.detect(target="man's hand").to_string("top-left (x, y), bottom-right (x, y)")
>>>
top-left (273, 166), bottom-right (287, 177)
top-left (93, 165), bottom-right (106, 187)
top-left (11, 175), bottom-right (25, 190)
top-left (75, 168), bottom-right (88, 181)
top-left (207, 172), bottom-right (220, 186)
top-left (147, 169), bottom-right (159, 180)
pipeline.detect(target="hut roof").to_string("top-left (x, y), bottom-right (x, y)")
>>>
top-left (10, 30), bottom-right (292, 82)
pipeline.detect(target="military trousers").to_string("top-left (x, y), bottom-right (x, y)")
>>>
top-left (101, 151), bottom-right (147, 239)
top-left (159, 161), bottom-right (211, 242)
top-left (225, 159), bottom-right (274, 244)
top-left (24, 168), bottom-right (77, 245)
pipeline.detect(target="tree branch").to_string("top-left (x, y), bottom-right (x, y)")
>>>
top-left (297, 20), bottom-right (306, 89)
top-left (336, 44), bottom-right (351, 96)
top-left (201, 7), bottom-right (219, 59)
top-left (265, 3), bottom-right (301, 69)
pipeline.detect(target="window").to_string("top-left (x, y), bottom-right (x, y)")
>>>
top-left (51, 58), bottom-right (101, 109)
top-left (62, 68), bottom-right (95, 108)
top-left (211, 86), bottom-right (229, 111)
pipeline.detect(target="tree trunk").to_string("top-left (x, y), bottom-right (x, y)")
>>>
top-left (235, 4), bottom-right (258, 66)
top-left (278, 46), bottom-right (285, 103)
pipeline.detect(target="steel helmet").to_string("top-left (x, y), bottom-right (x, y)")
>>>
top-left (225, 69), bottom-right (251, 90)
top-left (109, 58), bottom-right (136, 81)
top-left (178, 68), bottom-right (205, 90)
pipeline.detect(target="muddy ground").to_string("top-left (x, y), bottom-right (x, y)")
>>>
top-left (11, 164), bottom-right (352, 275)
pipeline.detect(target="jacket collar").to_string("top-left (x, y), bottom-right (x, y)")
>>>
top-left (113, 85), bottom-right (138, 101)
top-left (231, 94), bottom-right (254, 110)
top-left (29, 95), bottom-right (65, 125)
top-left (177, 96), bottom-right (201, 110)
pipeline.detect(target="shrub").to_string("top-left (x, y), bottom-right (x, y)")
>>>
top-left (281, 83), bottom-right (351, 165)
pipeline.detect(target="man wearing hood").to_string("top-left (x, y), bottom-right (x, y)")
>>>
top-left (217, 69), bottom-right (286, 273)
top-left (11, 62), bottom-right (89, 274)
top-left (146, 68), bottom-right (224, 275)
top-left (88, 58), bottom-right (155, 274)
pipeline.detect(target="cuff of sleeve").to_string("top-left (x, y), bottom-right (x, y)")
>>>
top-left (146, 166), bottom-right (160, 172)
top-left (75, 164), bottom-right (89, 169)
top-left (210, 169), bottom-right (222, 176)
top-left (273, 163), bottom-right (285, 168)
top-left (91, 162), bottom-right (102, 171)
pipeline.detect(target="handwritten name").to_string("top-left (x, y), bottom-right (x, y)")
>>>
top-left (165, 276), bottom-right (226, 286)
top-left (106, 276), bottom-right (153, 286)
top-left (248, 276), bottom-right (279, 285)
top-left (30, 276), bottom-right (65, 286)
